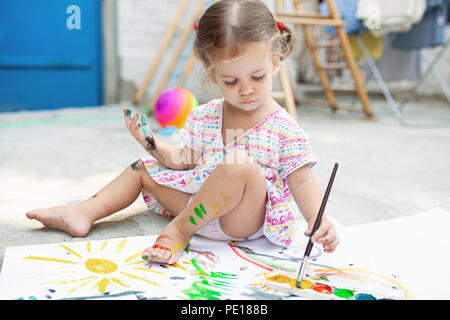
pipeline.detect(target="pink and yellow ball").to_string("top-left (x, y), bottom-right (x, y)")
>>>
top-left (154, 88), bottom-right (198, 128)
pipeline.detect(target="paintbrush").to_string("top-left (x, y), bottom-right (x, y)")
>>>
top-left (295, 162), bottom-right (339, 288)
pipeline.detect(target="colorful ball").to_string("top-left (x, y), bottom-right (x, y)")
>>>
top-left (154, 88), bottom-right (198, 128)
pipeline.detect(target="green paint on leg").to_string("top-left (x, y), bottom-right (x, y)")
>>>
top-left (199, 204), bottom-right (207, 216)
top-left (194, 207), bottom-right (204, 219)
top-left (189, 216), bottom-right (197, 226)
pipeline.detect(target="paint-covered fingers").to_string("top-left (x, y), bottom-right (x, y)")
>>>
top-left (124, 108), bottom-right (146, 146)
top-left (323, 236), bottom-right (339, 253)
top-left (305, 218), bottom-right (340, 253)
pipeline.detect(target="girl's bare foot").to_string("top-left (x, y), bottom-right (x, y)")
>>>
top-left (142, 220), bottom-right (191, 265)
top-left (26, 206), bottom-right (93, 237)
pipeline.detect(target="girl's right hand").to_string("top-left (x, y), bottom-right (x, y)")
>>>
top-left (123, 108), bottom-right (154, 152)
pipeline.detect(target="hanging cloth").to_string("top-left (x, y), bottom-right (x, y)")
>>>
top-left (392, 0), bottom-right (448, 50)
top-left (356, 0), bottom-right (426, 36)
top-left (349, 32), bottom-right (385, 59)
top-left (320, 0), bottom-right (366, 36)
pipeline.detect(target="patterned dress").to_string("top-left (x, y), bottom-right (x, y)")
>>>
top-left (141, 98), bottom-right (317, 247)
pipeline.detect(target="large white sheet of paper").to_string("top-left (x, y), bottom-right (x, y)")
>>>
top-left (0, 207), bottom-right (448, 300)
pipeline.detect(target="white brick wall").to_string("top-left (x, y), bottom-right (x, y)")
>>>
top-left (116, 0), bottom-right (450, 105)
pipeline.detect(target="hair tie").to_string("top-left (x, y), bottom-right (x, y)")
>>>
top-left (194, 23), bottom-right (199, 31)
top-left (277, 21), bottom-right (285, 31)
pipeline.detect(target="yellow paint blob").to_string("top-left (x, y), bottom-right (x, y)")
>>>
top-left (85, 258), bottom-right (118, 275)
top-left (266, 274), bottom-right (314, 289)
top-left (300, 279), bottom-right (314, 289)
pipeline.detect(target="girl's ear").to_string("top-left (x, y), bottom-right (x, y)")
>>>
top-left (206, 66), bottom-right (218, 84)
top-left (272, 56), bottom-right (281, 76)
top-left (210, 73), bottom-right (218, 85)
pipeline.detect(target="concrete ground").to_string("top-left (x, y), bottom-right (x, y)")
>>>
top-left (1, 96), bottom-right (449, 267)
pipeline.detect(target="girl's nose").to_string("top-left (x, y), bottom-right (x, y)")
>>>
top-left (239, 82), bottom-right (254, 96)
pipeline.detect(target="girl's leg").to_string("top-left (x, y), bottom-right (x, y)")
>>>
top-left (143, 149), bottom-right (267, 264)
top-left (26, 159), bottom-right (191, 237)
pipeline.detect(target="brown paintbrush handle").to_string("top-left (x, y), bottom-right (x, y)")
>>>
top-left (304, 162), bottom-right (339, 257)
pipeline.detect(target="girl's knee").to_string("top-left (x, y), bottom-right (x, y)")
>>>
top-left (217, 151), bottom-right (262, 181)
top-left (131, 159), bottom-right (146, 172)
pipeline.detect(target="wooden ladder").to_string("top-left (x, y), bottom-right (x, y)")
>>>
top-left (274, 0), bottom-right (374, 118)
top-left (133, 0), bottom-right (207, 115)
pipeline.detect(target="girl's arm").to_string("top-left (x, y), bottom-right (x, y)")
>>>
top-left (286, 165), bottom-right (339, 253)
top-left (124, 109), bottom-right (202, 170)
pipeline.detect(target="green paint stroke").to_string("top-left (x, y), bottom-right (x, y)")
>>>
top-left (189, 216), bottom-right (197, 226)
top-left (199, 204), bottom-right (207, 216)
top-left (191, 258), bottom-right (207, 275)
top-left (183, 259), bottom-right (237, 300)
top-left (194, 204), bottom-right (208, 220)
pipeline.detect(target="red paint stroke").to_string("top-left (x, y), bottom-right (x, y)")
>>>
top-left (152, 244), bottom-right (171, 251)
top-left (227, 243), bottom-right (273, 272)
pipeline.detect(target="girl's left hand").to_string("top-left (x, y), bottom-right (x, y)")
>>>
top-left (304, 217), bottom-right (340, 253)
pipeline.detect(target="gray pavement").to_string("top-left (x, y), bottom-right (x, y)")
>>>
top-left (1, 97), bottom-right (449, 267)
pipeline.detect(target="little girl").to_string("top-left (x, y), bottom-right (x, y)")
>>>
top-left (26, 0), bottom-right (339, 264)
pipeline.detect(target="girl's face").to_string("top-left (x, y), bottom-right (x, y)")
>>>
top-left (211, 41), bottom-right (280, 113)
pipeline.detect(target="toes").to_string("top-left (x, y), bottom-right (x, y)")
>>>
top-left (26, 210), bottom-right (38, 219)
top-left (143, 246), bottom-right (173, 264)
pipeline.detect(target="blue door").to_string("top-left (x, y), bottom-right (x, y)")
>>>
top-left (0, 0), bottom-right (104, 111)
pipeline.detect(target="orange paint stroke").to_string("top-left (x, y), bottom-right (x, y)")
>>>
top-left (170, 262), bottom-right (186, 270)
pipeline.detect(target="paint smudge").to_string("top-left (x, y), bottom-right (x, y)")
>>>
top-left (220, 192), bottom-right (230, 211)
top-left (209, 200), bottom-right (221, 219)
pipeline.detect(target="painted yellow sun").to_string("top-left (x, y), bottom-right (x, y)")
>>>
top-left (23, 239), bottom-right (165, 295)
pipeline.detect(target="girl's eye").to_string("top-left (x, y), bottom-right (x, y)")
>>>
top-left (252, 74), bottom-right (266, 81)
top-left (224, 79), bottom-right (238, 86)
